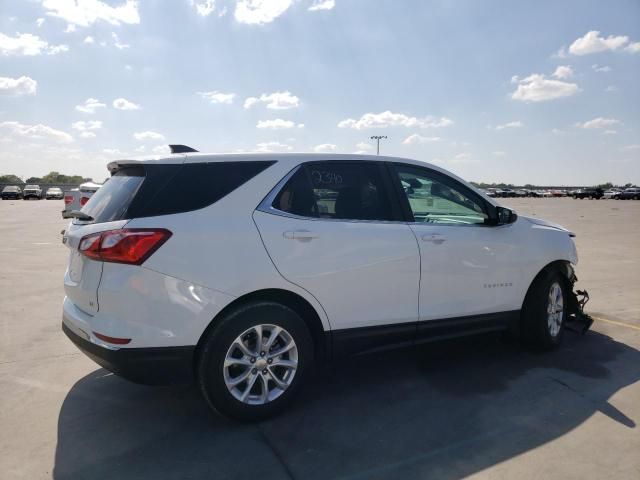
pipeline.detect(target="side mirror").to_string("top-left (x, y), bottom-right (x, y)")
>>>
top-left (495, 206), bottom-right (517, 225)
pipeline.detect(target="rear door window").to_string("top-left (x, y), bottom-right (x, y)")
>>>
top-left (274, 162), bottom-right (395, 221)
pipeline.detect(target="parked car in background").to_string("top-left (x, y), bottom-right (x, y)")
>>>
top-left (539, 190), bottom-right (553, 198)
top-left (551, 190), bottom-right (567, 197)
top-left (616, 187), bottom-right (640, 200)
top-left (45, 187), bottom-right (64, 200)
top-left (62, 150), bottom-right (587, 421)
top-left (1, 185), bottom-right (22, 200)
top-left (572, 188), bottom-right (603, 200)
top-left (23, 185), bottom-right (42, 200)
top-left (62, 182), bottom-right (102, 218)
top-left (603, 189), bottom-right (622, 199)
top-left (514, 189), bottom-right (528, 197)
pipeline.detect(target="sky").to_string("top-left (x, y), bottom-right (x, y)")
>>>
top-left (1, 0), bottom-right (639, 185)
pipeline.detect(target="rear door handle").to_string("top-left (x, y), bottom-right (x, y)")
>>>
top-left (421, 233), bottom-right (446, 245)
top-left (283, 230), bottom-right (319, 241)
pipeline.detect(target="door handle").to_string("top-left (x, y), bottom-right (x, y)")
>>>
top-left (283, 230), bottom-right (319, 241)
top-left (421, 234), bottom-right (446, 245)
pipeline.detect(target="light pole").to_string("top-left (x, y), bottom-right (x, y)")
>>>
top-left (370, 135), bottom-right (387, 155)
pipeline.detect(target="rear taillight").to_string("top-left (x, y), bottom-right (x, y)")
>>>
top-left (80, 196), bottom-right (90, 206)
top-left (64, 195), bottom-right (73, 205)
top-left (78, 229), bottom-right (172, 265)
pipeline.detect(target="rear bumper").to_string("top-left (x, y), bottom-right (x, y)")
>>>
top-left (62, 321), bottom-right (195, 386)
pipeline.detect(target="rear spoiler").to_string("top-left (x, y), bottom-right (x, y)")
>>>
top-left (107, 144), bottom-right (198, 174)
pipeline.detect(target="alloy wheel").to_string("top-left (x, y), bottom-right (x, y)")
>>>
top-left (547, 282), bottom-right (564, 337)
top-left (223, 324), bottom-right (298, 405)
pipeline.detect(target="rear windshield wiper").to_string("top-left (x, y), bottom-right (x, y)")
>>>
top-left (69, 211), bottom-right (94, 222)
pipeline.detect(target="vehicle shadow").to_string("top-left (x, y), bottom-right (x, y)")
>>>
top-left (53, 329), bottom-right (640, 480)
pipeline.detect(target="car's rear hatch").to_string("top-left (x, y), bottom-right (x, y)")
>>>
top-left (63, 166), bottom-right (147, 315)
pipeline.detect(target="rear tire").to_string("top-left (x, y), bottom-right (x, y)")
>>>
top-left (197, 301), bottom-right (314, 421)
top-left (521, 269), bottom-right (569, 350)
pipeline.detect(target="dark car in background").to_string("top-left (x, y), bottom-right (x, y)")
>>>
top-left (616, 187), bottom-right (640, 200)
top-left (1, 186), bottom-right (23, 200)
top-left (572, 188), bottom-right (603, 200)
top-left (23, 184), bottom-right (43, 200)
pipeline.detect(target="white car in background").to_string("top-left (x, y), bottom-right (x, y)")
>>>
top-left (62, 148), bottom-right (590, 420)
top-left (603, 189), bottom-right (622, 199)
top-left (62, 182), bottom-right (102, 218)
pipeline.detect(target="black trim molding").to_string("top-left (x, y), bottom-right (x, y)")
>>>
top-left (63, 322), bottom-right (195, 385)
top-left (332, 311), bottom-right (519, 357)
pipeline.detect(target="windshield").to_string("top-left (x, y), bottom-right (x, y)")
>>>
top-left (25, 185), bottom-right (39, 189)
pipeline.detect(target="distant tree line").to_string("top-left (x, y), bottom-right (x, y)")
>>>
top-left (0, 171), bottom-right (93, 185)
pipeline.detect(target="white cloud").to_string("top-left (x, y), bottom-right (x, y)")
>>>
top-left (605, 85), bottom-right (617, 92)
top-left (111, 32), bottom-right (129, 49)
top-left (0, 120), bottom-right (73, 143)
top-left (576, 117), bottom-right (621, 129)
top-left (72, 120), bottom-right (102, 138)
top-left (255, 141), bottom-right (293, 152)
top-left (355, 142), bottom-right (372, 150)
top-left (511, 74), bottom-right (579, 102)
top-left (568, 31), bottom-right (629, 55)
top-left (152, 145), bottom-right (171, 154)
top-left (552, 65), bottom-right (573, 79)
top-left (41, 0), bottom-right (140, 27)
top-left (75, 97), bottom-right (106, 113)
top-left (402, 133), bottom-right (441, 144)
top-left (36, 18), bottom-right (45, 27)
top-left (83, 35), bottom-right (94, 44)
top-left (625, 42), bottom-right (640, 53)
top-left (103, 148), bottom-right (125, 155)
top-left (64, 24), bottom-right (76, 33)
top-left (197, 91), bottom-right (236, 104)
top-left (235, 0), bottom-right (293, 25)
top-left (190, 0), bottom-right (216, 16)
top-left (338, 111), bottom-right (453, 130)
top-left (243, 91), bottom-right (300, 109)
top-left (0, 76), bottom-right (37, 96)
top-left (0, 32), bottom-right (68, 56)
top-left (134, 131), bottom-right (165, 141)
top-left (493, 121), bottom-right (524, 131)
top-left (72, 120), bottom-right (102, 131)
top-left (451, 153), bottom-right (474, 164)
top-left (308, 0), bottom-right (335, 11)
top-left (492, 151), bottom-right (506, 157)
top-left (256, 119), bottom-right (297, 129)
top-left (592, 64), bottom-right (611, 73)
top-left (113, 97), bottom-right (141, 110)
top-left (603, 130), bottom-right (618, 135)
top-left (313, 143), bottom-right (337, 153)
top-left (621, 144), bottom-right (640, 152)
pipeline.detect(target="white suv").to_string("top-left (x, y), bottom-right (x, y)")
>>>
top-left (62, 150), bottom-right (588, 420)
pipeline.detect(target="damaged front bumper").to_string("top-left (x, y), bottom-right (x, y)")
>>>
top-left (566, 273), bottom-right (594, 334)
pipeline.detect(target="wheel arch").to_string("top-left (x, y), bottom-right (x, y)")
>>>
top-left (195, 288), bottom-right (330, 370)
top-left (522, 260), bottom-right (574, 306)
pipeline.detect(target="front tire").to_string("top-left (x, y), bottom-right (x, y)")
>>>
top-left (197, 301), bottom-right (314, 421)
top-left (521, 269), bottom-right (569, 350)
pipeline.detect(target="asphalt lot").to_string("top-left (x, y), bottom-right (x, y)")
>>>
top-left (1, 198), bottom-right (639, 480)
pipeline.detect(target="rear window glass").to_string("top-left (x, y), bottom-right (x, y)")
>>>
top-left (80, 166), bottom-right (145, 223)
top-left (81, 161), bottom-right (274, 223)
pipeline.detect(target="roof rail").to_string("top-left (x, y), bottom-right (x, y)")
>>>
top-left (169, 144), bottom-right (199, 154)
